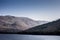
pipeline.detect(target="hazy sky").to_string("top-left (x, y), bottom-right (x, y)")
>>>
top-left (0, 0), bottom-right (60, 21)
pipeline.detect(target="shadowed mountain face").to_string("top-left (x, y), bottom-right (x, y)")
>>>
top-left (0, 15), bottom-right (48, 32)
top-left (24, 19), bottom-right (60, 34)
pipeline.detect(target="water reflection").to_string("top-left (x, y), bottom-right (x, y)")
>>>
top-left (0, 34), bottom-right (60, 40)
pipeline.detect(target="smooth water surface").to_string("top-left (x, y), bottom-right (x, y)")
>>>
top-left (0, 34), bottom-right (60, 40)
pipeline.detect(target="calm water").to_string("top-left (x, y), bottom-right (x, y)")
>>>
top-left (0, 34), bottom-right (60, 40)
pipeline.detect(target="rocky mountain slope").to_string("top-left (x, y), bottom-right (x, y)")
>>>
top-left (23, 19), bottom-right (60, 34)
top-left (0, 15), bottom-right (48, 32)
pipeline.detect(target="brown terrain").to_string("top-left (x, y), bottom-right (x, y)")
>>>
top-left (0, 15), bottom-right (48, 32)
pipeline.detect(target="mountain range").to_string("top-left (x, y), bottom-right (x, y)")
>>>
top-left (0, 15), bottom-right (60, 35)
top-left (22, 19), bottom-right (60, 35)
top-left (0, 15), bottom-right (48, 32)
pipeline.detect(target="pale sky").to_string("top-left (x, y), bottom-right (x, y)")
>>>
top-left (0, 0), bottom-right (60, 21)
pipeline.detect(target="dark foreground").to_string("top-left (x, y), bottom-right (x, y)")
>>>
top-left (0, 32), bottom-right (60, 36)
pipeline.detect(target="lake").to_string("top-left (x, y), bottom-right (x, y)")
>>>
top-left (0, 34), bottom-right (60, 40)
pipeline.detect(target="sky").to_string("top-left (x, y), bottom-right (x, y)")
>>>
top-left (0, 0), bottom-right (60, 21)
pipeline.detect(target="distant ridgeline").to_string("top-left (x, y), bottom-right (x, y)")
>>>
top-left (18, 19), bottom-right (60, 35)
top-left (0, 15), bottom-right (48, 34)
top-left (0, 15), bottom-right (60, 35)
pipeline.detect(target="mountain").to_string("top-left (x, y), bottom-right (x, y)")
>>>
top-left (0, 15), bottom-right (48, 32)
top-left (22, 19), bottom-right (60, 35)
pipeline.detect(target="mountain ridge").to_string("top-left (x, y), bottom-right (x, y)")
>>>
top-left (21, 19), bottom-right (60, 35)
top-left (0, 15), bottom-right (48, 32)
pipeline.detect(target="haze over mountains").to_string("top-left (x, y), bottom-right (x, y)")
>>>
top-left (23, 19), bottom-right (60, 34)
top-left (0, 15), bottom-right (60, 35)
top-left (0, 15), bottom-right (48, 32)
